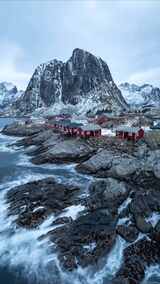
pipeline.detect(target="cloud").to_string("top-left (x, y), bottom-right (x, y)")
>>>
top-left (0, 40), bottom-right (30, 90)
top-left (128, 67), bottom-right (160, 88)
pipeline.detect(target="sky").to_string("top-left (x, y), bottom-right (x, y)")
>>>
top-left (0, 0), bottom-right (160, 90)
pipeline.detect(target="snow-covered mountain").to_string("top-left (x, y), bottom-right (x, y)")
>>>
top-left (119, 82), bottom-right (160, 109)
top-left (0, 82), bottom-right (23, 109)
top-left (16, 48), bottom-right (128, 116)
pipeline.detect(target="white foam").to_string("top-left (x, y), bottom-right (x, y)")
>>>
top-left (17, 154), bottom-right (92, 189)
top-left (0, 171), bottom-right (53, 192)
top-left (77, 236), bottom-right (126, 284)
top-left (128, 232), bottom-right (150, 246)
top-left (17, 153), bottom-right (34, 167)
top-left (117, 216), bottom-right (131, 226)
top-left (55, 237), bottom-right (126, 284)
top-left (17, 153), bottom-right (77, 170)
top-left (118, 197), bottom-right (132, 214)
top-left (0, 133), bottom-right (23, 153)
top-left (83, 242), bottom-right (96, 252)
top-left (146, 212), bottom-right (160, 228)
top-left (0, 129), bottom-right (128, 283)
top-left (0, 133), bottom-right (23, 141)
top-left (0, 173), bottom-right (64, 283)
top-left (0, 172), bottom-right (127, 283)
top-left (0, 143), bottom-right (17, 153)
top-left (143, 265), bottom-right (160, 284)
top-left (60, 204), bottom-right (85, 220)
top-left (42, 163), bottom-right (77, 171)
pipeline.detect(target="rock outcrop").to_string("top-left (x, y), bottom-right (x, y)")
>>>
top-left (31, 139), bottom-right (95, 164)
top-left (7, 177), bottom-right (80, 228)
top-left (2, 121), bottom-right (45, 136)
top-left (16, 48), bottom-right (128, 115)
top-left (87, 178), bottom-right (130, 211)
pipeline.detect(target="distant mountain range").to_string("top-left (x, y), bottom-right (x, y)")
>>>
top-left (119, 82), bottom-right (160, 109)
top-left (0, 82), bottom-right (23, 111)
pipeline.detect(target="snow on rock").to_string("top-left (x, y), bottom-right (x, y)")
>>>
top-left (101, 128), bottom-right (115, 136)
top-left (0, 81), bottom-right (23, 109)
top-left (119, 82), bottom-right (160, 109)
top-left (16, 48), bottom-right (128, 115)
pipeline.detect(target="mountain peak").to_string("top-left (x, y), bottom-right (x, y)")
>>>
top-left (72, 48), bottom-right (90, 56)
top-left (15, 49), bottom-right (128, 115)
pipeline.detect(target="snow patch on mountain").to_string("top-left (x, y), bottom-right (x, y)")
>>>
top-left (3, 82), bottom-right (16, 92)
top-left (15, 48), bottom-right (128, 116)
top-left (119, 82), bottom-right (160, 108)
top-left (0, 82), bottom-right (23, 109)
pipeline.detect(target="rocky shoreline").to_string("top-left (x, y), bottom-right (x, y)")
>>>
top-left (2, 121), bottom-right (160, 283)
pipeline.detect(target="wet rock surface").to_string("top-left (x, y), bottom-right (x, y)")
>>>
top-left (113, 237), bottom-right (160, 284)
top-left (2, 121), bottom-right (45, 136)
top-left (7, 177), bottom-right (80, 228)
top-left (4, 122), bottom-right (95, 164)
top-left (31, 138), bottom-right (95, 164)
top-left (116, 224), bottom-right (139, 242)
top-left (6, 176), bottom-right (119, 271)
top-left (76, 149), bottom-right (114, 175)
top-left (2, 121), bottom-right (160, 282)
top-left (15, 129), bottom-right (58, 147)
top-left (76, 148), bottom-right (141, 180)
top-left (87, 178), bottom-right (130, 211)
top-left (48, 210), bottom-right (117, 270)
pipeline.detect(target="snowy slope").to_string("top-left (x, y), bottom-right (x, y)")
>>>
top-left (0, 82), bottom-right (23, 109)
top-left (16, 48), bottom-right (128, 116)
top-left (119, 82), bottom-right (160, 108)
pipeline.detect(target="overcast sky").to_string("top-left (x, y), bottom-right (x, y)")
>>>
top-left (0, 0), bottom-right (160, 89)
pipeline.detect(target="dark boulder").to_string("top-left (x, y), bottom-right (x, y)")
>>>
top-left (31, 139), bottom-right (94, 164)
top-left (47, 210), bottom-right (117, 271)
top-left (87, 178), bottom-right (130, 212)
top-left (114, 237), bottom-right (160, 284)
top-left (135, 216), bottom-right (153, 234)
top-left (7, 177), bottom-right (80, 228)
top-left (2, 121), bottom-right (44, 137)
top-left (117, 224), bottom-right (139, 242)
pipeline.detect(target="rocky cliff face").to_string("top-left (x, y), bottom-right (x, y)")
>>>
top-left (119, 82), bottom-right (160, 109)
top-left (16, 49), bottom-right (128, 115)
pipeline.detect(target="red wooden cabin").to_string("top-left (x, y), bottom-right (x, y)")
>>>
top-left (80, 124), bottom-right (102, 138)
top-left (115, 126), bottom-right (144, 142)
top-left (46, 119), bottom-right (102, 138)
top-left (62, 122), bottom-right (83, 136)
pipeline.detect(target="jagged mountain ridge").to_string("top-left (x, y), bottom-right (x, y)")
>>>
top-left (16, 48), bottom-right (128, 115)
top-left (0, 82), bottom-right (23, 109)
top-left (119, 82), bottom-right (160, 108)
